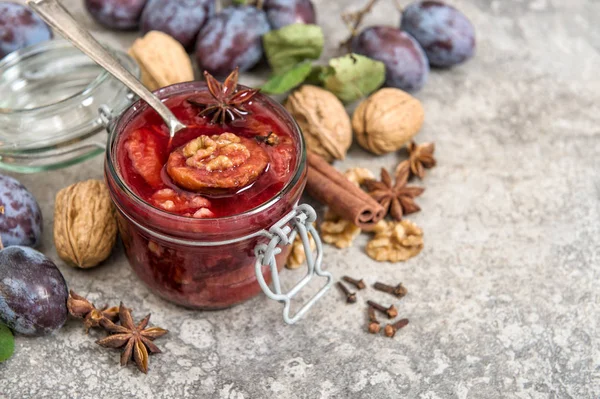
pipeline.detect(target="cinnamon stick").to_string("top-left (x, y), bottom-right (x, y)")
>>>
top-left (306, 152), bottom-right (385, 231)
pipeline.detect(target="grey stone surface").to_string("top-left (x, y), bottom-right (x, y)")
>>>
top-left (1, 0), bottom-right (600, 398)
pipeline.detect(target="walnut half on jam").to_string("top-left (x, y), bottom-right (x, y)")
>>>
top-left (167, 132), bottom-right (269, 192)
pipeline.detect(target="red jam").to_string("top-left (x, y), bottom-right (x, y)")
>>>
top-left (106, 82), bottom-right (306, 309)
top-left (118, 93), bottom-right (298, 218)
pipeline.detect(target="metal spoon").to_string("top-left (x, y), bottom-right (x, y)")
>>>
top-left (27, 0), bottom-right (186, 139)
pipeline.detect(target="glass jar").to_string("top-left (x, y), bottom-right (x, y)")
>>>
top-left (0, 39), bottom-right (138, 172)
top-left (104, 82), bottom-right (332, 323)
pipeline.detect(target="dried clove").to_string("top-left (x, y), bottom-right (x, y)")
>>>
top-left (384, 318), bottom-right (409, 338)
top-left (367, 306), bottom-right (380, 334)
top-left (337, 281), bottom-right (357, 304)
top-left (343, 276), bottom-right (366, 290)
top-left (366, 300), bottom-right (398, 319)
top-left (373, 282), bottom-right (408, 298)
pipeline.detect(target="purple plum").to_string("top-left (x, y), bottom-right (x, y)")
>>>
top-left (352, 26), bottom-right (429, 92)
top-left (401, 1), bottom-right (476, 67)
top-left (0, 2), bottom-right (52, 60)
top-left (141, 0), bottom-right (216, 49)
top-left (84, 0), bottom-right (149, 30)
top-left (263, 0), bottom-right (316, 30)
top-left (195, 6), bottom-right (270, 76)
top-left (0, 246), bottom-right (68, 336)
top-left (0, 175), bottom-right (42, 248)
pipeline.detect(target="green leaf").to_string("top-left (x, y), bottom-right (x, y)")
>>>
top-left (232, 0), bottom-right (248, 5)
top-left (323, 53), bottom-right (386, 103)
top-left (261, 61), bottom-right (314, 94)
top-left (0, 324), bottom-right (14, 362)
top-left (305, 65), bottom-right (334, 85)
top-left (263, 24), bottom-right (324, 74)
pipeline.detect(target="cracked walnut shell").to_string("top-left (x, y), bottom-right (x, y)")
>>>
top-left (366, 220), bottom-right (423, 262)
top-left (285, 85), bottom-right (352, 162)
top-left (353, 88), bottom-right (424, 155)
top-left (128, 31), bottom-right (194, 91)
top-left (54, 180), bottom-right (118, 269)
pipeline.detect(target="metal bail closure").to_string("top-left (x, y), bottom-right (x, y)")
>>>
top-left (254, 204), bottom-right (333, 324)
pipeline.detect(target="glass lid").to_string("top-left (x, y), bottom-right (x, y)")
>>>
top-left (0, 39), bottom-right (139, 172)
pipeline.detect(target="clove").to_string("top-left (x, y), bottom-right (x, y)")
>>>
top-left (373, 282), bottom-right (408, 298)
top-left (337, 281), bottom-right (357, 304)
top-left (367, 306), bottom-right (380, 334)
top-left (366, 300), bottom-right (398, 319)
top-left (343, 276), bottom-right (366, 290)
top-left (384, 318), bottom-right (409, 338)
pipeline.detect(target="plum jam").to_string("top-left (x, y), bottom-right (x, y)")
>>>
top-left (105, 81), bottom-right (306, 309)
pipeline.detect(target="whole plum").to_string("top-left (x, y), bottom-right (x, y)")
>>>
top-left (0, 246), bottom-right (68, 336)
top-left (141, 0), bottom-right (215, 49)
top-left (84, 0), bottom-right (148, 30)
top-left (195, 6), bottom-right (270, 76)
top-left (0, 175), bottom-right (42, 248)
top-left (352, 26), bottom-right (429, 92)
top-left (401, 1), bottom-right (475, 67)
top-left (0, 2), bottom-right (52, 60)
top-left (263, 0), bottom-right (316, 30)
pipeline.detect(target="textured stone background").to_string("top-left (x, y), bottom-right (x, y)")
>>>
top-left (1, 0), bottom-right (600, 398)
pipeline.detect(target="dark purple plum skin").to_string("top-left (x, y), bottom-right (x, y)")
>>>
top-left (0, 175), bottom-right (42, 248)
top-left (263, 0), bottom-right (316, 30)
top-left (0, 246), bottom-right (68, 336)
top-left (0, 2), bottom-right (52, 60)
top-left (141, 0), bottom-right (215, 50)
top-left (352, 26), bottom-right (429, 92)
top-left (195, 6), bottom-right (270, 77)
top-left (401, 1), bottom-right (475, 68)
top-left (84, 0), bottom-right (149, 30)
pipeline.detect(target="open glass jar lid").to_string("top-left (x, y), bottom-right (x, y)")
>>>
top-left (0, 39), bottom-right (139, 173)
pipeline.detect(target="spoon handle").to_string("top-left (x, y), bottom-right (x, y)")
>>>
top-left (27, 0), bottom-right (186, 138)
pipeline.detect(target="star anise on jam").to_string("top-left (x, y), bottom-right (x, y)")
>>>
top-left (402, 141), bottom-right (436, 179)
top-left (96, 303), bottom-right (168, 374)
top-left (187, 67), bottom-right (260, 125)
top-left (364, 163), bottom-right (425, 221)
top-left (67, 291), bottom-right (119, 333)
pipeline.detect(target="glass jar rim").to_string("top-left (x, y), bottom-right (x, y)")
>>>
top-left (105, 81), bottom-right (306, 225)
top-left (0, 39), bottom-right (114, 115)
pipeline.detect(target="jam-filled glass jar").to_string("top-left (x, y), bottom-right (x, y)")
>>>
top-left (104, 81), bottom-right (332, 323)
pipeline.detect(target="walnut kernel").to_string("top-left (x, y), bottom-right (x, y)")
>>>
top-left (320, 210), bottom-right (361, 249)
top-left (366, 220), bottom-right (423, 262)
top-left (286, 224), bottom-right (317, 269)
top-left (344, 167), bottom-right (375, 187)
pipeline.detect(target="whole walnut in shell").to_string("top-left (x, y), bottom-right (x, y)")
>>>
top-left (54, 180), bottom-right (118, 269)
top-left (353, 88), bottom-right (424, 155)
top-left (285, 85), bottom-right (352, 162)
top-left (128, 31), bottom-right (194, 91)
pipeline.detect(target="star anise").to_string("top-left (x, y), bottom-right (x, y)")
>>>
top-left (96, 303), bottom-right (168, 374)
top-left (187, 67), bottom-right (260, 125)
top-left (364, 163), bottom-right (424, 221)
top-left (403, 141), bottom-right (436, 179)
top-left (67, 291), bottom-right (119, 333)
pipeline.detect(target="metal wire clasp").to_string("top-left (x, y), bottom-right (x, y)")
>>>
top-left (254, 204), bottom-right (333, 324)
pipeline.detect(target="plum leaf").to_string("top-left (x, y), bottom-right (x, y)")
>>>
top-left (263, 23), bottom-right (324, 74)
top-left (323, 53), bottom-right (385, 103)
top-left (261, 61), bottom-right (313, 94)
top-left (0, 324), bottom-right (14, 362)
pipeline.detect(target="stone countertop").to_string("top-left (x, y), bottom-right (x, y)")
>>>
top-left (1, 0), bottom-right (600, 398)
